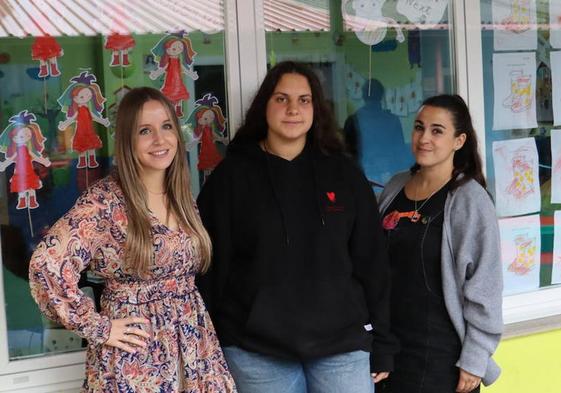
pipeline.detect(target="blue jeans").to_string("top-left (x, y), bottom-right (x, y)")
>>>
top-left (222, 346), bottom-right (374, 393)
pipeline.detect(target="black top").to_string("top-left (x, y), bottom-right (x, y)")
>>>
top-left (383, 184), bottom-right (462, 391)
top-left (197, 141), bottom-right (398, 372)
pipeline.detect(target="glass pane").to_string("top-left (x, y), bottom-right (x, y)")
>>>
top-left (480, 0), bottom-right (561, 295)
top-left (0, 0), bottom-right (229, 361)
top-left (263, 0), bottom-right (454, 190)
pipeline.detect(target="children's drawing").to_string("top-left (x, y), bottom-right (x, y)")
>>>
top-left (493, 0), bottom-right (537, 51)
top-left (149, 32), bottom-right (198, 118)
top-left (342, 0), bottom-right (404, 46)
top-left (407, 71), bottom-right (423, 113)
top-left (104, 33), bottom-right (135, 67)
top-left (551, 130), bottom-right (561, 204)
top-left (57, 71), bottom-right (109, 169)
top-left (345, 65), bottom-right (366, 104)
top-left (396, 85), bottom-right (408, 117)
top-left (31, 35), bottom-right (63, 78)
top-left (396, 0), bottom-right (449, 29)
top-left (506, 148), bottom-right (535, 199)
top-left (500, 0), bottom-right (532, 31)
top-left (502, 70), bottom-right (533, 113)
top-left (493, 137), bottom-right (540, 217)
top-left (0, 111), bottom-right (51, 210)
top-left (549, 51), bottom-right (561, 126)
top-left (184, 93), bottom-right (228, 181)
top-left (492, 52), bottom-right (537, 130)
top-left (550, 2), bottom-right (561, 48)
top-left (385, 86), bottom-right (397, 114)
top-left (552, 211), bottom-right (561, 284)
top-left (498, 214), bottom-right (541, 295)
top-left (508, 233), bottom-right (537, 274)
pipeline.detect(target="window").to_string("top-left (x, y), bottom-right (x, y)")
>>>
top-left (262, 0), bottom-right (455, 190)
top-left (0, 0), bottom-right (235, 388)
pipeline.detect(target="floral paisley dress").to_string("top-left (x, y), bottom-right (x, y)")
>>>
top-left (29, 176), bottom-right (236, 393)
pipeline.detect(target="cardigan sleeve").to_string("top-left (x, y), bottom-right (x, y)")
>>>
top-left (448, 184), bottom-right (503, 379)
top-left (29, 189), bottom-right (113, 345)
top-left (348, 164), bottom-right (399, 372)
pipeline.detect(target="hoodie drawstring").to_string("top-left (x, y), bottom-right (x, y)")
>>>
top-left (262, 148), bottom-right (291, 246)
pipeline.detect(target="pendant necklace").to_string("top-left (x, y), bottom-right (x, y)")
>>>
top-left (411, 176), bottom-right (450, 222)
top-left (382, 176), bottom-right (450, 230)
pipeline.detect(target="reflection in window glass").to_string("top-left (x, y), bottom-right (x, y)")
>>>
top-left (0, 0), bottom-right (228, 360)
top-left (263, 0), bottom-right (453, 188)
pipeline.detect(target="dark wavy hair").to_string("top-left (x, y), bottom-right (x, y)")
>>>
top-left (231, 61), bottom-right (344, 154)
top-left (411, 94), bottom-right (486, 190)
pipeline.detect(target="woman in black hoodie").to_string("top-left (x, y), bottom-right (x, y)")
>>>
top-left (197, 61), bottom-right (397, 393)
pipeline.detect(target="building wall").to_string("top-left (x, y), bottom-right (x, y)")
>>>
top-left (483, 329), bottom-right (561, 393)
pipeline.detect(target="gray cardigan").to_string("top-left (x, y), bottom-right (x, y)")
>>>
top-left (378, 172), bottom-right (503, 386)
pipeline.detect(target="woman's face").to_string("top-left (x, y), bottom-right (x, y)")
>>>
top-left (74, 87), bottom-right (92, 105)
top-left (265, 73), bottom-right (313, 146)
top-left (134, 100), bottom-right (179, 177)
top-left (167, 40), bottom-right (183, 56)
top-left (13, 127), bottom-right (32, 145)
top-left (411, 105), bottom-right (466, 171)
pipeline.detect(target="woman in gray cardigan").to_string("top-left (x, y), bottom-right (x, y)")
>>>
top-left (377, 95), bottom-right (502, 393)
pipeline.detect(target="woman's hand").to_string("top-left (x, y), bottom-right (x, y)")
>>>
top-left (371, 371), bottom-right (390, 383)
top-left (104, 317), bottom-right (151, 353)
top-left (456, 368), bottom-right (481, 393)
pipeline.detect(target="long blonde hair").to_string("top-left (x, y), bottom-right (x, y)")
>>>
top-left (114, 87), bottom-right (211, 276)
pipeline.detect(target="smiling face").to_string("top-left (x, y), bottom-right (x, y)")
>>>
top-left (412, 105), bottom-right (466, 172)
top-left (134, 100), bottom-right (179, 178)
top-left (73, 87), bottom-right (92, 105)
top-left (265, 72), bottom-right (314, 147)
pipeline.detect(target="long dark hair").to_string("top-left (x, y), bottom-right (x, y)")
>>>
top-left (232, 61), bottom-right (344, 154)
top-left (411, 94), bottom-right (486, 190)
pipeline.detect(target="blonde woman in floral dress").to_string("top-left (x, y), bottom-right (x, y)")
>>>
top-left (29, 87), bottom-right (236, 392)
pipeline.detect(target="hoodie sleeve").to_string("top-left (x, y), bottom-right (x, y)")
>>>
top-left (348, 165), bottom-right (399, 372)
top-left (196, 162), bottom-right (232, 316)
top-left (29, 189), bottom-right (112, 345)
top-left (448, 184), bottom-right (503, 381)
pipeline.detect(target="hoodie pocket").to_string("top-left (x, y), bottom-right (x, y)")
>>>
top-left (244, 279), bottom-right (369, 346)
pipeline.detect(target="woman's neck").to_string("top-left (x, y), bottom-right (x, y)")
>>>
top-left (262, 135), bottom-right (306, 161)
top-left (414, 164), bottom-right (453, 189)
top-left (141, 172), bottom-right (166, 195)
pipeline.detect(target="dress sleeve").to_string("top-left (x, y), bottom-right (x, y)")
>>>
top-left (29, 190), bottom-right (113, 345)
top-left (449, 185), bottom-right (503, 378)
top-left (348, 164), bottom-right (399, 372)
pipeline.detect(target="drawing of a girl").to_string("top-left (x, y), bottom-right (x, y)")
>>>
top-left (150, 32), bottom-right (198, 118)
top-left (58, 72), bottom-right (109, 169)
top-left (0, 111), bottom-right (51, 210)
top-left (185, 94), bottom-right (227, 180)
top-left (31, 35), bottom-right (63, 78)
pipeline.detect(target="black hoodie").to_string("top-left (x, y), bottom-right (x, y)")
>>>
top-left (197, 141), bottom-right (398, 372)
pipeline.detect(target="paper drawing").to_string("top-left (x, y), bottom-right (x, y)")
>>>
top-left (499, 214), bottom-right (541, 295)
top-left (493, 137), bottom-right (540, 217)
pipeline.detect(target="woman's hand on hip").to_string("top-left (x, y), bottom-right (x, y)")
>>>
top-left (371, 371), bottom-right (390, 383)
top-left (104, 317), bottom-right (151, 353)
top-left (456, 368), bottom-right (481, 393)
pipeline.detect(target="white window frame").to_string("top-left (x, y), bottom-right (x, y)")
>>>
top-left (3, 0), bottom-right (561, 391)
